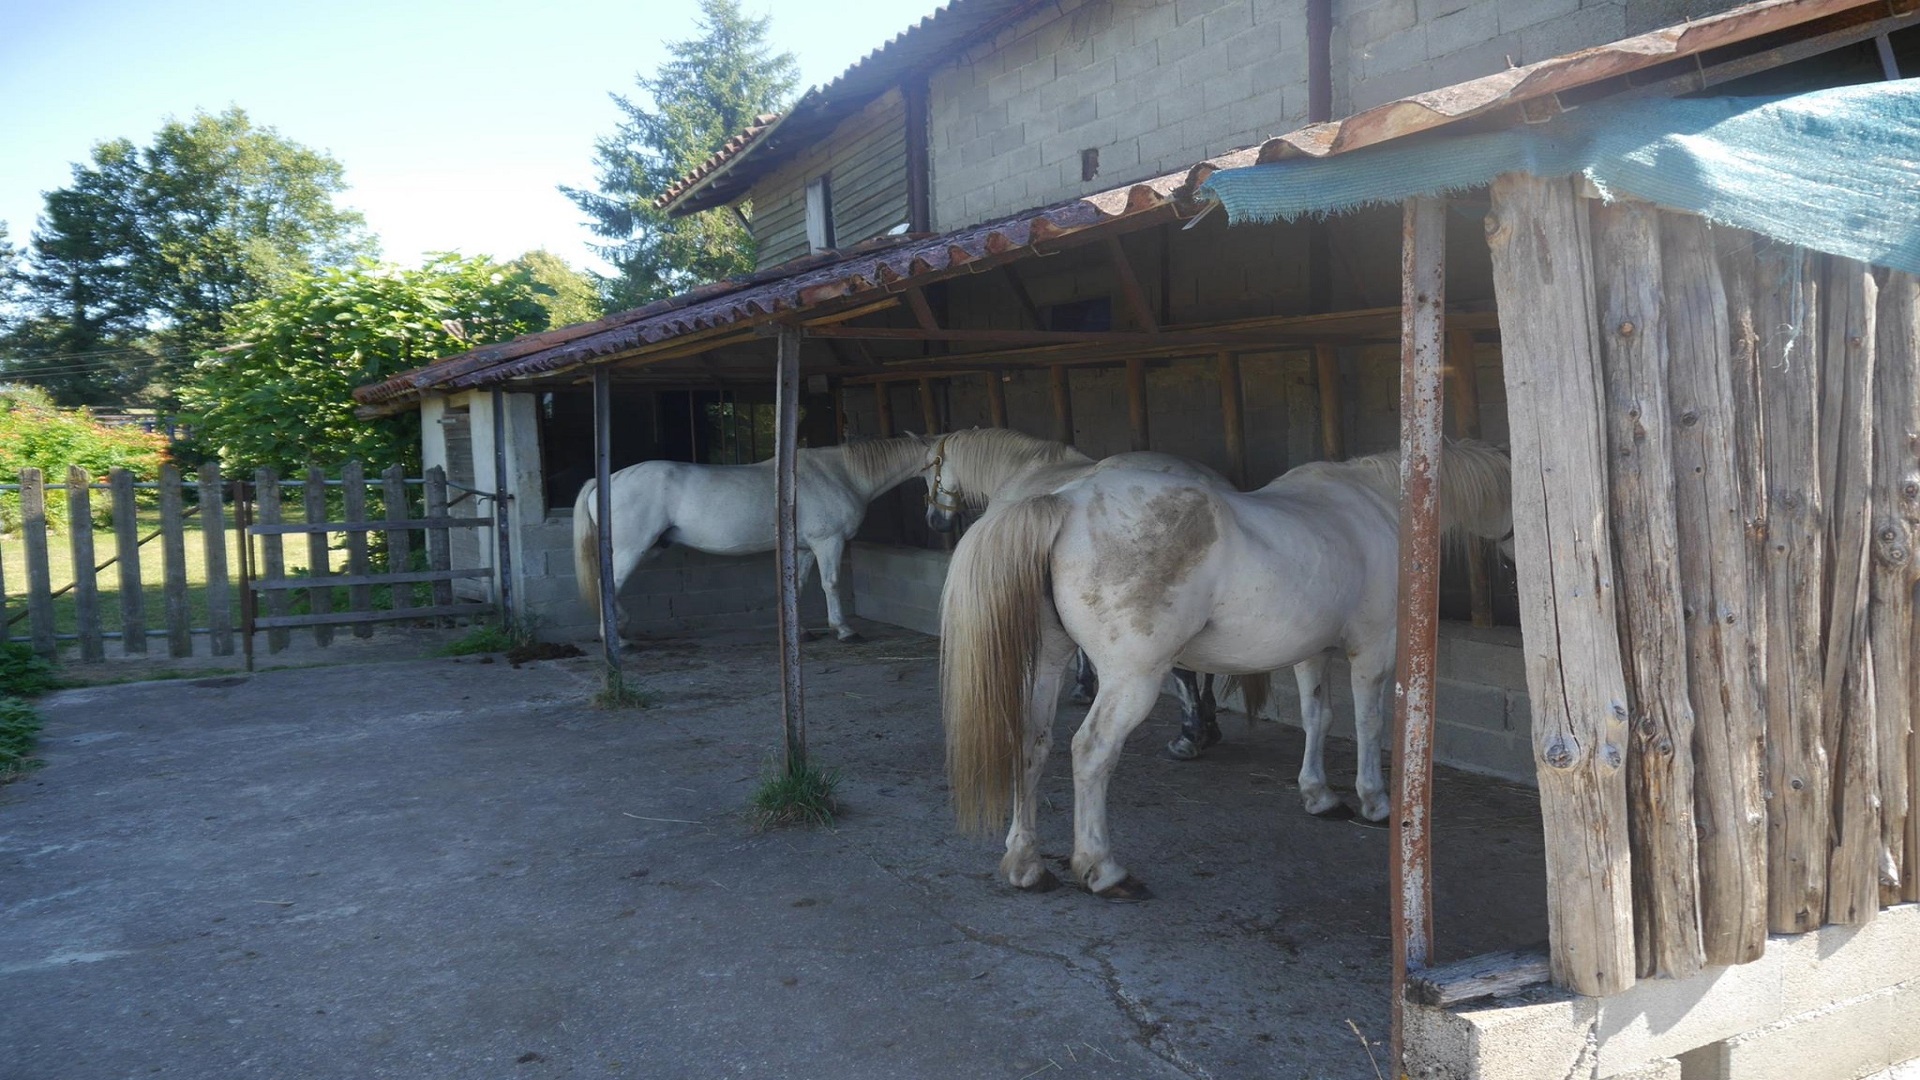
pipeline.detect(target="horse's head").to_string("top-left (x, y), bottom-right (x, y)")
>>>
top-left (920, 432), bottom-right (964, 532)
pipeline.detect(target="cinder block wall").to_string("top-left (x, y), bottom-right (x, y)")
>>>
top-left (850, 543), bottom-right (1536, 784)
top-left (523, 535), bottom-right (832, 643)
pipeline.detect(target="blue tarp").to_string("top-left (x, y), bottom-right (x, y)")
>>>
top-left (1197, 79), bottom-right (1920, 275)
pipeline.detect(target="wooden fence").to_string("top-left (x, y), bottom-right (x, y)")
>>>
top-left (1487, 174), bottom-right (1920, 997)
top-left (1, 463), bottom-right (499, 663)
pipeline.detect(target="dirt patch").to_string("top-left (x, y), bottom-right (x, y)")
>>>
top-left (506, 641), bottom-right (585, 665)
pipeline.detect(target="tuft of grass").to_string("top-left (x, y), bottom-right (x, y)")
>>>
top-left (0, 696), bottom-right (45, 781)
top-left (0, 642), bottom-right (63, 698)
top-left (592, 668), bottom-right (656, 710)
top-left (748, 758), bottom-right (841, 830)
top-left (437, 618), bottom-right (537, 657)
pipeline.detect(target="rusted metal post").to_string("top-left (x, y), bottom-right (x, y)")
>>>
top-left (775, 327), bottom-right (808, 771)
top-left (1315, 344), bottom-right (1346, 461)
top-left (593, 365), bottom-right (621, 674)
top-left (1391, 195), bottom-right (1447, 1070)
top-left (490, 386), bottom-right (515, 628)
top-left (1050, 366), bottom-right (1074, 445)
top-left (1217, 352), bottom-right (1247, 488)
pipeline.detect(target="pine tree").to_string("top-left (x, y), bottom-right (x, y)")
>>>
top-left (563, 0), bottom-right (799, 310)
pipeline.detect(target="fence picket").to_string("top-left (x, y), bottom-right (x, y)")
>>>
top-left (304, 466), bottom-right (334, 646)
top-left (342, 461), bottom-right (373, 638)
top-left (200, 463), bottom-right (234, 656)
top-left (67, 466), bottom-right (104, 661)
top-left (383, 466), bottom-right (415, 617)
top-left (256, 469), bottom-right (289, 653)
top-left (20, 470), bottom-right (56, 657)
top-left (0, 526), bottom-right (9, 645)
top-left (109, 468), bottom-right (147, 656)
top-left (159, 465), bottom-right (191, 657)
top-left (426, 467), bottom-right (453, 622)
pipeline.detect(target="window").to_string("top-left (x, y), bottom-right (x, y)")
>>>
top-left (805, 174), bottom-right (835, 253)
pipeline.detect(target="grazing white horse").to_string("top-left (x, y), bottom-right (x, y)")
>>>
top-left (918, 428), bottom-right (1233, 752)
top-left (574, 434), bottom-right (931, 643)
top-left (938, 439), bottom-right (1513, 899)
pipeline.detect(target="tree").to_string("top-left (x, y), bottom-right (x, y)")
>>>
top-left (178, 256), bottom-right (553, 478)
top-left (562, 0), bottom-right (798, 310)
top-left (510, 249), bottom-right (604, 328)
top-left (0, 108), bottom-right (373, 407)
top-left (0, 384), bottom-right (170, 531)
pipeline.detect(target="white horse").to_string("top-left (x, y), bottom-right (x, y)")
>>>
top-left (918, 428), bottom-right (1233, 753)
top-left (937, 439), bottom-right (1513, 899)
top-left (574, 434), bottom-right (931, 643)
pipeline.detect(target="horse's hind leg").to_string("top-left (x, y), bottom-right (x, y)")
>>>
top-left (1068, 649), bottom-right (1097, 704)
top-left (1164, 668), bottom-right (1222, 760)
top-left (1003, 625), bottom-right (1076, 890)
top-left (1294, 655), bottom-right (1344, 817)
top-left (809, 536), bottom-right (863, 643)
top-left (1069, 666), bottom-right (1170, 899)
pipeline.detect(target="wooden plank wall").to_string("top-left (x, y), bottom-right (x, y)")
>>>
top-left (1489, 171), bottom-right (1919, 996)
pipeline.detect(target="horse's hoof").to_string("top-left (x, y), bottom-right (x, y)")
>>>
top-left (1165, 736), bottom-right (1204, 761)
top-left (835, 631), bottom-right (866, 644)
top-left (1200, 722), bottom-right (1224, 749)
top-left (1016, 868), bottom-right (1061, 893)
top-left (1311, 803), bottom-right (1356, 821)
top-left (1094, 876), bottom-right (1154, 902)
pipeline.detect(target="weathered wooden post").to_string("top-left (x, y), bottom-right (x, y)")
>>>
top-left (1050, 366), bottom-right (1074, 446)
top-left (1217, 352), bottom-right (1247, 489)
top-left (303, 465), bottom-right (334, 647)
top-left (592, 366), bottom-right (621, 674)
top-left (1391, 195), bottom-right (1447, 1067)
top-left (1590, 200), bottom-right (1705, 979)
top-left (381, 465), bottom-right (416, 619)
top-left (775, 327), bottom-right (808, 772)
top-left (20, 470), bottom-right (56, 657)
top-left (490, 387), bottom-right (515, 628)
top-left (1868, 272), bottom-right (1919, 905)
top-left (917, 377), bottom-right (940, 436)
top-left (984, 372), bottom-right (1008, 429)
top-left (67, 466), bottom-right (103, 661)
top-left (159, 465), bottom-right (191, 657)
top-left (1486, 171), bottom-right (1635, 997)
top-left (255, 468), bottom-right (289, 654)
top-left (1446, 329), bottom-right (1494, 628)
top-left (343, 461), bottom-right (374, 638)
top-left (200, 463), bottom-right (234, 657)
top-left (109, 467), bottom-right (147, 656)
top-left (874, 382), bottom-right (895, 438)
top-left (1315, 344), bottom-right (1345, 461)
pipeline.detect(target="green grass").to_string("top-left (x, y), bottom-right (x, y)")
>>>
top-left (0, 641), bottom-right (62, 696)
top-left (592, 668), bottom-right (658, 710)
top-left (748, 758), bottom-right (841, 830)
top-left (437, 618), bottom-right (535, 657)
top-left (0, 695), bottom-right (43, 781)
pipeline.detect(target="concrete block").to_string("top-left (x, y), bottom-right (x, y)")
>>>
top-left (1347, 0), bottom-right (1418, 45)
top-left (1018, 52), bottom-right (1058, 94)
top-left (1716, 978), bottom-right (1920, 1080)
top-left (1201, 1), bottom-right (1252, 44)
top-left (1415, 0), bottom-right (1472, 19)
top-left (1426, 2), bottom-right (1501, 59)
top-left (1439, 629), bottom-right (1528, 690)
top-left (1453, 991), bottom-right (1600, 1080)
top-left (1154, 16), bottom-right (1207, 66)
top-left (1434, 722), bottom-right (1535, 784)
top-left (1437, 679), bottom-right (1512, 734)
top-left (1497, 0), bottom-right (1585, 34)
top-left (1358, 23), bottom-right (1427, 80)
top-left (1517, 1), bottom-right (1624, 63)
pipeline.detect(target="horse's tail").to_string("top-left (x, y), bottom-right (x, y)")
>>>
top-left (942, 493), bottom-right (1072, 836)
top-left (574, 479), bottom-right (599, 611)
top-left (1223, 673), bottom-right (1272, 721)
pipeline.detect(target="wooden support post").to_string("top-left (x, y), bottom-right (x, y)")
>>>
top-left (382, 466), bottom-right (416, 619)
top-left (200, 463), bottom-right (233, 656)
top-left (304, 466), bottom-right (334, 646)
top-left (1391, 195), bottom-right (1447, 1068)
top-left (110, 468), bottom-right (147, 656)
top-left (159, 465), bottom-right (191, 658)
top-left (1217, 352), bottom-right (1247, 489)
top-left (1447, 329), bottom-right (1494, 627)
top-left (918, 377), bottom-right (940, 435)
top-left (1589, 201), bottom-right (1705, 979)
top-left (491, 387), bottom-right (515, 628)
top-left (1869, 272), bottom-right (1919, 905)
top-left (985, 372), bottom-right (1008, 428)
top-left (234, 480), bottom-right (255, 672)
top-left (1755, 241), bottom-right (1829, 935)
top-left (255, 469), bottom-right (289, 654)
top-left (425, 467), bottom-right (453, 623)
top-left (1486, 172), bottom-right (1635, 997)
top-left (66, 466), bottom-right (103, 661)
top-left (1315, 344), bottom-right (1345, 461)
top-left (1126, 358), bottom-right (1150, 451)
top-left (592, 366), bottom-right (621, 672)
top-left (20, 470), bottom-right (56, 657)
top-left (1050, 366), bottom-right (1074, 446)
top-left (1821, 258), bottom-right (1880, 927)
top-left (775, 327), bottom-right (808, 772)
top-left (343, 461), bottom-right (373, 638)
top-left (1661, 213), bottom-right (1768, 964)
top-left (831, 378), bottom-right (848, 444)
top-left (874, 383), bottom-right (895, 438)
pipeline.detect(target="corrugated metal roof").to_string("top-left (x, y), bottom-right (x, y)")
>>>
top-left (656, 0), bottom-right (1048, 215)
top-left (353, 0), bottom-right (1899, 413)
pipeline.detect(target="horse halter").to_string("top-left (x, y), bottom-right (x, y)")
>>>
top-left (923, 434), bottom-right (963, 516)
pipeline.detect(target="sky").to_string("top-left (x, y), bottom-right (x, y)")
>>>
top-left (0, 0), bottom-right (949, 275)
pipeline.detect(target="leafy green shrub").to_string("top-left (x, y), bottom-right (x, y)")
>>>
top-left (0, 696), bottom-right (44, 780)
top-left (0, 642), bottom-right (61, 697)
top-left (0, 385), bottom-right (170, 532)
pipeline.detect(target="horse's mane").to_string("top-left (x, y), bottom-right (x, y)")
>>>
top-left (1290, 439), bottom-right (1512, 541)
top-left (941, 428), bottom-right (1093, 508)
top-left (836, 434), bottom-right (931, 489)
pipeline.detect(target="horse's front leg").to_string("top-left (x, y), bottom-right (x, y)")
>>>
top-left (1003, 626), bottom-right (1075, 890)
top-left (808, 536), bottom-right (862, 642)
top-left (1293, 656), bottom-right (1343, 816)
top-left (1348, 648), bottom-right (1395, 823)
top-left (1069, 667), bottom-right (1169, 899)
top-left (790, 546), bottom-right (822, 641)
top-left (1164, 668), bottom-right (1222, 760)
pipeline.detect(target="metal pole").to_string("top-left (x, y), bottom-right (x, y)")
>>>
top-left (490, 387), bottom-right (514, 628)
top-left (1391, 195), bottom-right (1447, 1069)
top-left (593, 366), bottom-right (621, 673)
top-left (774, 327), bottom-right (808, 771)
